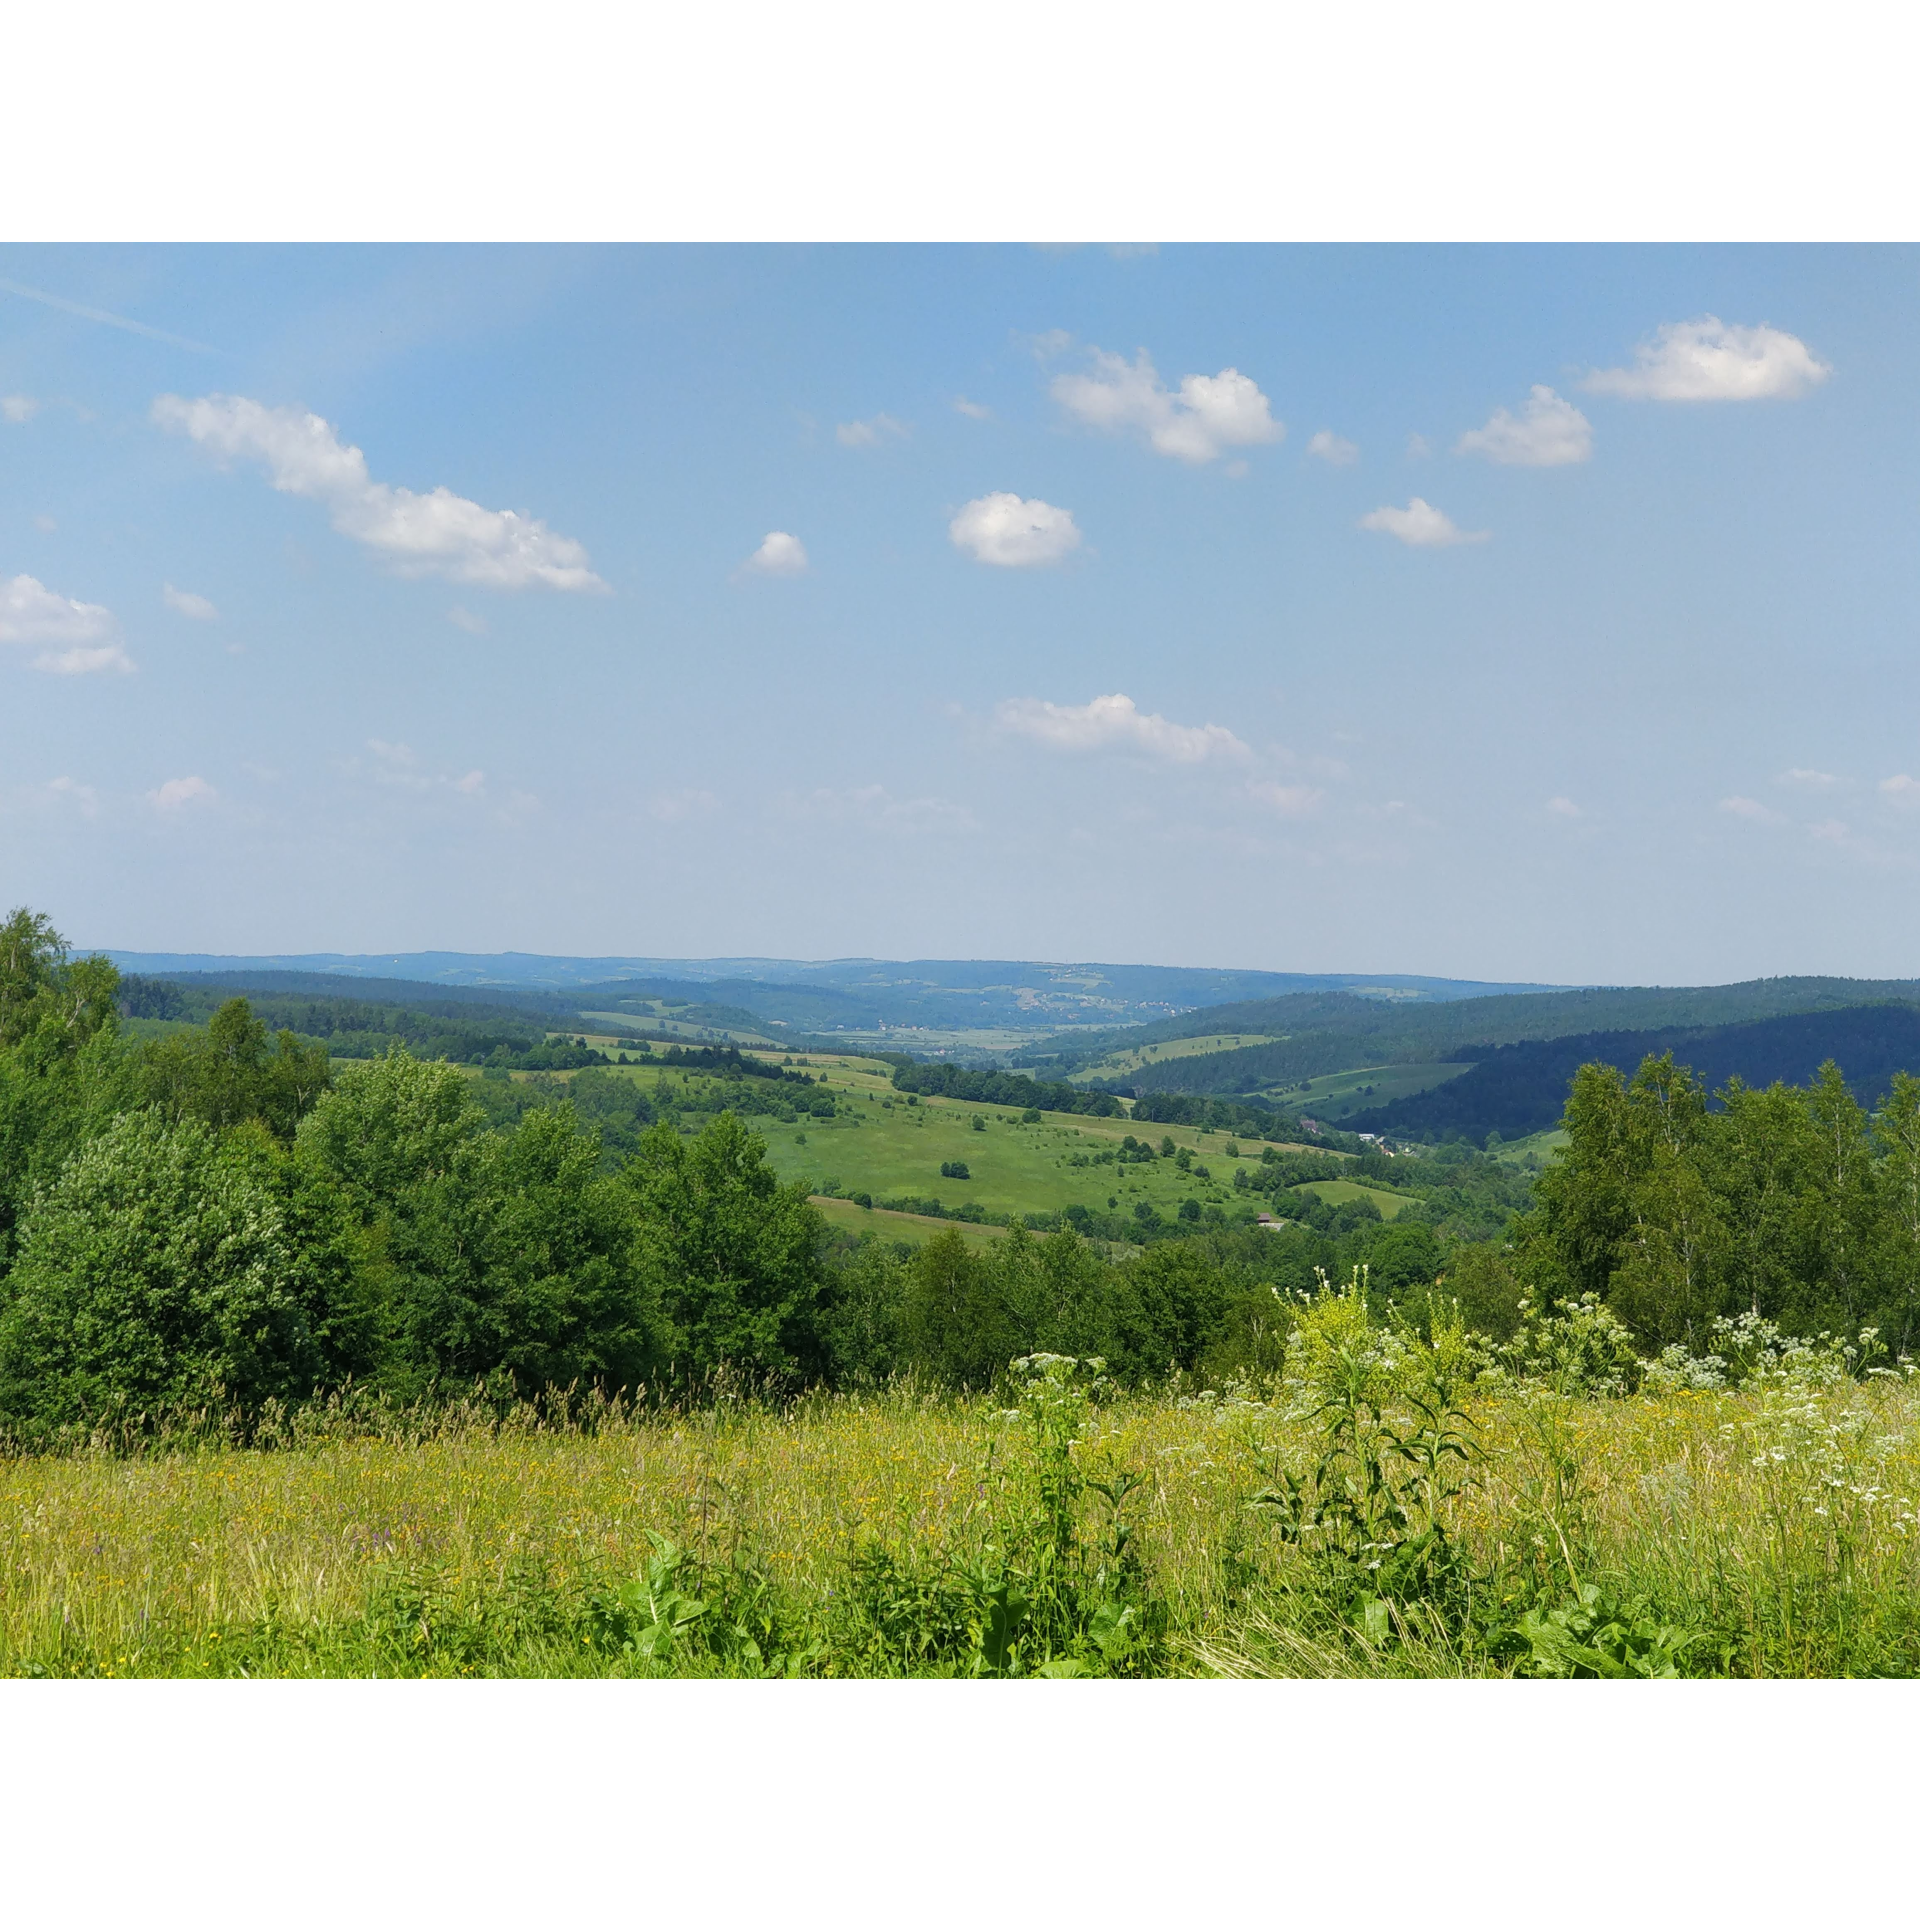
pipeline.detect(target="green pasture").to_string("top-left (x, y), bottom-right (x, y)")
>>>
top-left (1291, 1178), bottom-right (1418, 1219)
top-left (793, 1027), bottom-right (1049, 1059)
top-left (1263, 1062), bottom-right (1471, 1122)
top-left (576, 1046), bottom-right (1303, 1224)
top-left (576, 1008), bottom-right (770, 1046)
top-left (807, 1194), bottom-right (1009, 1246)
top-left (1490, 1127), bottom-right (1567, 1170)
top-left (1068, 1032), bottom-right (1287, 1083)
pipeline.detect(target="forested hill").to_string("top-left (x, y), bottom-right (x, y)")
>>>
top-left (1348, 1003), bottom-right (1920, 1142)
top-left (116, 971), bottom-right (778, 1060)
top-left (102, 950), bottom-right (1556, 1037)
top-left (1054, 977), bottom-right (1920, 1099)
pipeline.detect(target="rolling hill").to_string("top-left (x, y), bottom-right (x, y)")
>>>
top-left (1346, 1003), bottom-right (1920, 1141)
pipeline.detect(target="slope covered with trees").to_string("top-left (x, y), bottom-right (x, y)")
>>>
top-left (1041, 977), bottom-right (1920, 1100)
top-left (1349, 1004), bottom-right (1920, 1143)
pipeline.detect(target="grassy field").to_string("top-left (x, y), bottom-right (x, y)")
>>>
top-left (573, 1010), bottom-right (771, 1046)
top-left (808, 1195), bottom-right (1009, 1245)
top-left (1262, 1063), bottom-right (1471, 1122)
top-left (1291, 1179), bottom-right (1419, 1219)
top-left (7, 1360), bottom-right (1918, 1677)
top-left (1067, 1033), bottom-right (1289, 1083)
top-left (1490, 1128), bottom-right (1567, 1171)
top-left (553, 1047), bottom-right (1308, 1227)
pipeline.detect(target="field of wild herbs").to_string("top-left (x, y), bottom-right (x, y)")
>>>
top-left (6, 1290), bottom-right (1920, 1679)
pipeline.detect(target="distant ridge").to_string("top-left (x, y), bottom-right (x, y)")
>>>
top-left (94, 951), bottom-right (1564, 1035)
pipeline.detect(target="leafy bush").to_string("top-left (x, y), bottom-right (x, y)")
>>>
top-left (0, 1111), bottom-right (363, 1432)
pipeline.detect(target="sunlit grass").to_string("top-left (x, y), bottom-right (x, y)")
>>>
top-left (5, 1372), bottom-right (1916, 1676)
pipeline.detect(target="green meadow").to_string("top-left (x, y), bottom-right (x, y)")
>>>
top-left (1290, 1178), bottom-right (1418, 1219)
top-left (683, 1047), bottom-right (1290, 1223)
top-left (1263, 1063), bottom-right (1472, 1122)
top-left (1067, 1032), bottom-right (1288, 1082)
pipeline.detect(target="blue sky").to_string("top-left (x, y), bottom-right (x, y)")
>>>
top-left (2, 244), bottom-right (1915, 984)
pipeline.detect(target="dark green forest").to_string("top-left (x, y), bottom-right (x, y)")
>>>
top-left (1041, 976), bottom-right (1920, 1110)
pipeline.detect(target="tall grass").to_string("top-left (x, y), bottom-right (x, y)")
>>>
top-left (4, 1359), bottom-right (1918, 1675)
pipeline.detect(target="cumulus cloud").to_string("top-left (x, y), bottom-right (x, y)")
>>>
top-left (1583, 317), bottom-right (1831, 402)
top-left (1, 573), bottom-right (114, 645)
top-left (2, 395), bottom-right (37, 423)
top-left (447, 606), bottom-right (487, 634)
top-left (1880, 775), bottom-right (1920, 806)
top-left (1358, 498), bottom-right (1488, 548)
top-left (1457, 386), bottom-right (1592, 466)
top-left (149, 775), bottom-right (215, 810)
top-left (1051, 348), bottom-right (1283, 464)
top-left (46, 775), bottom-right (101, 817)
top-left (1307, 429), bottom-right (1359, 466)
top-left (162, 583), bottom-right (218, 620)
top-left (743, 531), bottom-right (809, 576)
top-left (996, 692), bottom-right (1249, 765)
top-left (953, 396), bottom-right (991, 420)
top-left (1547, 796), bottom-right (1583, 817)
top-left (949, 493), bottom-right (1080, 568)
top-left (1248, 780), bottom-right (1324, 817)
top-left (1, 574), bottom-right (131, 673)
top-left (835, 413), bottom-right (907, 448)
top-left (1719, 795), bottom-right (1781, 823)
top-left (151, 393), bottom-right (604, 591)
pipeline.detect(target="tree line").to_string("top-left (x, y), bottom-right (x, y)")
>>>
top-left (1503, 1052), bottom-right (1920, 1353)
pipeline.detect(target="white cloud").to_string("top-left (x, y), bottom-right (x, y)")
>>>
top-left (149, 775), bottom-right (216, 810)
top-left (1358, 498), bottom-right (1488, 548)
top-left (1021, 328), bottom-right (1074, 359)
top-left (2, 395), bottom-right (37, 423)
top-left (953, 397), bottom-right (991, 420)
top-left (1406, 434), bottom-right (1432, 458)
top-left (1584, 317), bottom-right (1831, 402)
top-left (1248, 780), bottom-right (1324, 817)
top-left (835, 413), bottom-right (907, 448)
top-left (360, 739), bottom-right (486, 799)
top-left (1, 573), bottom-right (115, 644)
top-left (1, 574), bottom-right (130, 672)
top-left (783, 785), bottom-right (977, 835)
top-left (743, 531), bottom-right (809, 576)
top-left (949, 493), bottom-right (1080, 568)
top-left (447, 606), bottom-right (487, 634)
top-left (1457, 386), bottom-right (1592, 466)
top-left (996, 692), bottom-right (1249, 765)
top-left (1719, 794), bottom-right (1781, 823)
top-left (1547, 796), bottom-right (1583, 817)
top-left (46, 776), bottom-right (101, 817)
top-left (1307, 429), bottom-right (1358, 467)
top-left (1880, 775), bottom-right (1920, 806)
top-left (32, 515), bottom-right (55, 533)
top-left (33, 644), bottom-right (133, 675)
top-left (1052, 348), bottom-right (1283, 465)
top-left (162, 583), bottom-right (218, 620)
top-left (151, 393), bottom-right (604, 591)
